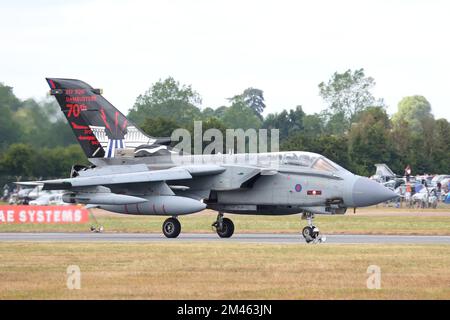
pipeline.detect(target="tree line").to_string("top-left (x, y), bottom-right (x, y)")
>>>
top-left (1, 68), bottom-right (449, 186)
top-left (128, 69), bottom-right (450, 176)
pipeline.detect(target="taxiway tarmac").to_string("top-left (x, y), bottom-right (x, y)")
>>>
top-left (0, 233), bottom-right (449, 244)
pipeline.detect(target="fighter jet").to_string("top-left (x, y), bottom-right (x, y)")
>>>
top-left (371, 163), bottom-right (405, 191)
top-left (19, 78), bottom-right (397, 243)
top-left (372, 163), bottom-right (397, 183)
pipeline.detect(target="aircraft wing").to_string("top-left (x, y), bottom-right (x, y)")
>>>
top-left (44, 169), bottom-right (192, 190)
top-left (17, 164), bottom-right (225, 191)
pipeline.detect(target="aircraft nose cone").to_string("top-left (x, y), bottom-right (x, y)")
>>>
top-left (352, 177), bottom-right (398, 207)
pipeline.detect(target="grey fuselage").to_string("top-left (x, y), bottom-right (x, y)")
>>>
top-left (87, 151), bottom-right (396, 216)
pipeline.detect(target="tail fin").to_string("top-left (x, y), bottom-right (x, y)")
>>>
top-left (46, 78), bottom-right (155, 159)
top-left (374, 163), bottom-right (396, 178)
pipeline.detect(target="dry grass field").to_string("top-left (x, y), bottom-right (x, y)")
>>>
top-left (0, 242), bottom-right (449, 299)
top-left (1, 207), bottom-right (450, 235)
top-left (1, 206), bottom-right (449, 299)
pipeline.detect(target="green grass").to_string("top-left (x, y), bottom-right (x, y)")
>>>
top-left (1, 210), bottom-right (450, 235)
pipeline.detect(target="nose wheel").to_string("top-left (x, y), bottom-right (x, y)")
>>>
top-left (301, 212), bottom-right (326, 243)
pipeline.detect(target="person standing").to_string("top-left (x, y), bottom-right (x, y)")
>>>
top-left (405, 165), bottom-right (412, 182)
top-left (437, 182), bottom-right (442, 202)
top-left (405, 183), bottom-right (412, 207)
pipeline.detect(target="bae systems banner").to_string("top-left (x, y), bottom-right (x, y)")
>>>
top-left (0, 206), bottom-right (89, 224)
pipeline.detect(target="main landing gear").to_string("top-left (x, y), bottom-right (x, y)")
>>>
top-left (212, 212), bottom-right (234, 238)
top-left (301, 212), bottom-right (326, 244)
top-left (161, 213), bottom-right (235, 239)
top-left (88, 208), bottom-right (104, 233)
top-left (162, 217), bottom-right (181, 238)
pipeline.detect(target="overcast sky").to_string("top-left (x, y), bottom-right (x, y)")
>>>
top-left (1, 0), bottom-right (449, 120)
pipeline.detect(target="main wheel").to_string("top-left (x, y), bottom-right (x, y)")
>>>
top-left (162, 218), bottom-right (181, 238)
top-left (216, 218), bottom-right (234, 238)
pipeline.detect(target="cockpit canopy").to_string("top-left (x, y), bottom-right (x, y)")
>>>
top-left (281, 151), bottom-right (348, 173)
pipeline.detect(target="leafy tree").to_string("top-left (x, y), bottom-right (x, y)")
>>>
top-left (0, 144), bottom-right (37, 178)
top-left (42, 145), bottom-right (88, 177)
top-left (430, 119), bottom-right (450, 173)
top-left (213, 106), bottom-right (228, 119)
top-left (0, 83), bottom-right (21, 149)
top-left (0, 144), bottom-right (86, 181)
top-left (263, 106), bottom-right (305, 141)
top-left (391, 96), bottom-right (436, 174)
top-left (321, 110), bottom-right (347, 135)
top-left (0, 104), bottom-right (18, 150)
top-left (392, 95), bottom-right (433, 133)
top-left (141, 117), bottom-right (182, 137)
top-left (388, 118), bottom-right (411, 174)
top-left (221, 99), bottom-right (262, 130)
top-left (186, 117), bottom-right (228, 154)
top-left (0, 83), bottom-right (21, 111)
top-left (302, 113), bottom-right (324, 137)
top-left (229, 88), bottom-right (266, 119)
top-left (263, 111), bottom-right (290, 141)
top-left (280, 132), bottom-right (308, 151)
top-left (194, 117), bottom-right (227, 136)
top-left (12, 98), bottom-right (76, 148)
top-left (128, 77), bottom-right (202, 126)
top-left (319, 68), bottom-right (384, 134)
top-left (348, 107), bottom-right (393, 175)
top-left (201, 107), bottom-right (216, 119)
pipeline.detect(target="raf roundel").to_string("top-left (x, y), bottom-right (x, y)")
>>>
top-left (295, 184), bottom-right (302, 192)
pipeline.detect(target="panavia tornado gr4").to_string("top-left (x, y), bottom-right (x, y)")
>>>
top-left (21, 78), bottom-right (397, 243)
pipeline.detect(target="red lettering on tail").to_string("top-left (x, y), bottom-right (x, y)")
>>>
top-left (71, 122), bottom-right (89, 130)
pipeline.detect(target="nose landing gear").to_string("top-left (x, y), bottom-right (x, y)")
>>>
top-left (301, 212), bottom-right (326, 243)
